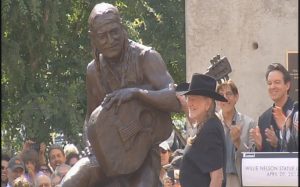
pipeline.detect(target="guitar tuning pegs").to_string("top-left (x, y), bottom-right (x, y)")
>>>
top-left (210, 57), bottom-right (216, 66)
top-left (213, 56), bottom-right (218, 63)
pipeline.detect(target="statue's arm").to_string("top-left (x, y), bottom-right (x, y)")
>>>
top-left (99, 50), bottom-right (181, 113)
top-left (137, 49), bottom-right (181, 112)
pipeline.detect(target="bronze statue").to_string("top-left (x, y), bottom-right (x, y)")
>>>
top-left (60, 3), bottom-right (181, 187)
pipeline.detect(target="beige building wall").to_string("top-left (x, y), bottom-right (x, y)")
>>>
top-left (185, 0), bottom-right (298, 121)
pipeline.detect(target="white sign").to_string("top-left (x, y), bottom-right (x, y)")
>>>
top-left (242, 156), bottom-right (298, 186)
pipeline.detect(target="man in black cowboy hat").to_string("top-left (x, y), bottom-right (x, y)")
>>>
top-left (178, 73), bottom-right (227, 187)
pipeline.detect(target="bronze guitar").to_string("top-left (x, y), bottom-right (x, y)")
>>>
top-left (87, 99), bottom-right (172, 177)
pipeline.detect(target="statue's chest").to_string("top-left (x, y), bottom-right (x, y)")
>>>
top-left (101, 59), bottom-right (143, 93)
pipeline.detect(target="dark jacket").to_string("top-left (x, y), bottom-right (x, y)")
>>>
top-left (180, 115), bottom-right (226, 187)
top-left (258, 97), bottom-right (298, 152)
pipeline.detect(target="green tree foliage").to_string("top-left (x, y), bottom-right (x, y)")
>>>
top-left (1, 0), bottom-right (185, 154)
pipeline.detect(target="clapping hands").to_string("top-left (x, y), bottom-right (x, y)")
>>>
top-left (272, 106), bottom-right (287, 130)
top-left (230, 125), bottom-right (242, 148)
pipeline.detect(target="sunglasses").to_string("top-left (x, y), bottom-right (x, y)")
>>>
top-left (40, 168), bottom-right (50, 172)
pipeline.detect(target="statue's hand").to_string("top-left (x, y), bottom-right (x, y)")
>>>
top-left (102, 87), bottom-right (139, 113)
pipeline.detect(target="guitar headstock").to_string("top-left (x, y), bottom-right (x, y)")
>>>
top-left (205, 54), bottom-right (232, 84)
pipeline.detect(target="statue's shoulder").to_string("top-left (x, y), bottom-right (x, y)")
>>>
top-left (128, 40), bottom-right (163, 65)
top-left (129, 40), bottom-right (152, 55)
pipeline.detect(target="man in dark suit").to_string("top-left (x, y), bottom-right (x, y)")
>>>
top-left (178, 73), bottom-right (227, 187)
top-left (250, 63), bottom-right (298, 152)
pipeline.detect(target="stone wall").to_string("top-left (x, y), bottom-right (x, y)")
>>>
top-left (185, 0), bottom-right (298, 121)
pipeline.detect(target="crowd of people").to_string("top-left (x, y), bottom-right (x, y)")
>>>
top-left (1, 142), bottom-right (80, 187)
top-left (2, 1), bottom-right (298, 187)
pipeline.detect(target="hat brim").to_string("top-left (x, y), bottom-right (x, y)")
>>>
top-left (175, 82), bottom-right (190, 95)
top-left (12, 165), bottom-right (24, 171)
top-left (183, 89), bottom-right (228, 102)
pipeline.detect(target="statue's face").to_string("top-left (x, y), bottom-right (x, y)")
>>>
top-left (90, 17), bottom-right (125, 59)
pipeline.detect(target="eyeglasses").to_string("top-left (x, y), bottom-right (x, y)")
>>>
top-left (1, 166), bottom-right (7, 170)
top-left (219, 91), bottom-right (234, 98)
top-left (40, 168), bottom-right (50, 172)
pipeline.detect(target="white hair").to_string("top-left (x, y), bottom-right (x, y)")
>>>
top-left (34, 174), bottom-right (51, 187)
top-left (63, 144), bottom-right (79, 157)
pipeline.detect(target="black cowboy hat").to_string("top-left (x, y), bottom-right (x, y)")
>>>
top-left (182, 73), bottom-right (227, 102)
top-left (175, 82), bottom-right (190, 95)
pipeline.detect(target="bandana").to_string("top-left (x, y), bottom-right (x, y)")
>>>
top-left (88, 3), bottom-right (121, 30)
